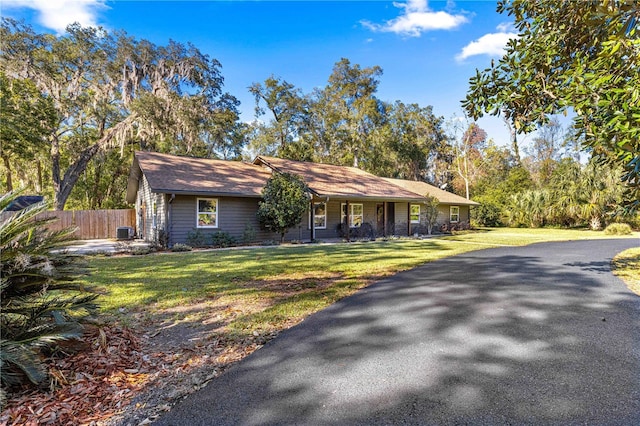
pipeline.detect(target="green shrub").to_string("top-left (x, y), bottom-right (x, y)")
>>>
top-left (0, 192), bottom-right (98, 394)
top-left (186, 229), bottom-right (208, 247)
top-left (131, 246), bottom-right (152, 255)
top-left (210, 232), bottom-right (236, 248)
top-left (242, 223), bottom-right (257, 244)
top-left (471, 198), bottom-right (503, 227)
top-left (604, 223), bottom-right (632, 235)
top-left (171, 243), bottom-right (193, 252)
top-left (257, 172), bottom-right (309, 242)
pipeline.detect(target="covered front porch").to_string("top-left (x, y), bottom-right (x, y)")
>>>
top-left (305, 198), bottom-right (425, 241)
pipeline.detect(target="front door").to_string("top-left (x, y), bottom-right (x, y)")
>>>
top-left (387, 203), bottom-right (395, 235)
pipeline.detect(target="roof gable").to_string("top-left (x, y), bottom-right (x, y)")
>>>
top-left (127, 151), bottom-right (271, 200)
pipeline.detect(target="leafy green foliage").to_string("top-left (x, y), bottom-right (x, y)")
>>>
top-left (186, 229), bottom-right (209, 248)
top-left (0, 19), bottom-right (242, 210)
top-left (0, 192), bottom-right (98, 393)
top-left (422, 195), bottom-right (440, 235)
top-left (0, 72), bottom-right (56, 193)
top-left (257, 172), bottom-right (310, 242)
top-left (242, 223), bottom-right (257, 244)
top-left (471, 197), bottom-right (503, 227)
top-left (505, 160), bottom-right (627, 229)
top-left (210, 232), bottom-right (237, 248)
top-left (463, 0), bottom-right (640, 210)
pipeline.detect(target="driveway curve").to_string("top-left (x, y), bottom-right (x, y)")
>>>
top-left (156, 238), bottom-right (640, 425)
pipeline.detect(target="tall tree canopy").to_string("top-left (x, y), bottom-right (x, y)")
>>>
top-left (448, 119), bottom-right (487, 200)
top-left (249, 76), bottom-right (308, 158)
top-left (462, 0), bottom-right (639, 209)
top-left (0, 19), bottom-right (242, 210)
top-left (248, 59), bottom-right (450, 184)
top-left (0, 73), bottom-right (56, 193)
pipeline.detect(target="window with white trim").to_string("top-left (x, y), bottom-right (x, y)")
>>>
top-left (341, 203), bottom-right (363, 227)
top-left (309, 202), bottom-right (327, 229)
top-left (410, 204), bottom-right (421, 224)
top-left (450, 206), bottom-right (460, 223)
top-left (197, 198), bottom-right (218, 228)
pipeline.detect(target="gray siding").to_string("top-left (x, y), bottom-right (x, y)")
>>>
top-left (435, 204), bottom-right (470, 225)
top-left (134, 189), bottom-right (474, 245)
top-left (135, 175), bottom-right (167, 243)
top-left (169, 195), bottom-right (282, 245)
top-left (393, 202), bottom-right (409, 236)
top-left (298, 200), bottom-right (380, 240)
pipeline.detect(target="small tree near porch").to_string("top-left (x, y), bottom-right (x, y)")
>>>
top-left (423, 195), bottom-right (439, 235)
top-left (257, 172), bottom-right (309, 242)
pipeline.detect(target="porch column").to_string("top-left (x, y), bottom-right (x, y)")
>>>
top-left (310, 199), bottom-right (315, 241)
top-left (407, 202), bottom-right (411, 236)
top-left (383, 202), bottom-right (388, 236)
top-left (345, 200), bottom-right (350, 241)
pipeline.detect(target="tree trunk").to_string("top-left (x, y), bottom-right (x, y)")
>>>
top-left (51, 118), bottom-right (132, 210)
top-left (2, 154), bottom-right (13, 192)
top-left (51, 135), bottom-right (62, 207)
top-left (503, 115), bottom-right (521, 166)
top-left (54, 143), bottom-right (101, 210)
top-left (465, 177), bottom-right (470, 200)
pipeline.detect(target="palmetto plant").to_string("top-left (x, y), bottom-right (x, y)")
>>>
top-left (0, 192), bottom-right (98, 399)
top-left (579, 163), bottom-right (623, 230)
top-left (509, 190), bottom-right (550, 228)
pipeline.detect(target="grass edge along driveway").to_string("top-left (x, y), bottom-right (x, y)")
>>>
top-left (87, 228), bottom-right (639, 340)
top-left (612, 246), bottom-right (640, 295)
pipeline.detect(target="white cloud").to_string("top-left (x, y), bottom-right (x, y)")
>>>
top-left (362, 0), bottom-right (468, 37)
top-left (3, 0), bottom-right (107, 33)
top-left (456, 24), bottom-right (517, 61)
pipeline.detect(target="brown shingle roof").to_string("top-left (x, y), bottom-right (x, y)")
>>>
top-left (382, 177), bottom-right (479, 206)
top-left (129, 151), bottom-right (271, 199)
top-left (126, 151), bottom-right (461, 205)
top-left (255, 156), bottom-right (426, 202)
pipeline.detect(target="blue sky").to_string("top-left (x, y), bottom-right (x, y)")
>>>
top-left (3, 0), bottom-right (526, 147)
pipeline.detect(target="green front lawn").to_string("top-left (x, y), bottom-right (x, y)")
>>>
top-left (86, 227), bottom-right (637, 337)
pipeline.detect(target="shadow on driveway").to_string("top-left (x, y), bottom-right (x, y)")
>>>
top-left (156, 238), bottom-right (640, 425)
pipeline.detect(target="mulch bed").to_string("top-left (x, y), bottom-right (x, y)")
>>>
top-left (0, 323), bottom-right (279, 426)
top-left (1, 326), bottom-right (149, 425)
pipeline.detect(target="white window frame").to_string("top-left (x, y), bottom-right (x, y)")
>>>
top-left (341, 203), bottom-right (363, 228)
top-left (197, 198), bottom-right (219, 228)
top-left (308, 202), bottom-right (327, 229)
top-left (450, 206), bottom-right (460, 223)
top-left (410, 204), bottom-right (421, 224)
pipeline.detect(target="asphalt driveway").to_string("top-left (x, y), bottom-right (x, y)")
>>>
top-left (156, 238), bottom-right (640, 425)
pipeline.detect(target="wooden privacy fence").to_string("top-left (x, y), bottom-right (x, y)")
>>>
top-left (1, 209), bottom-right (136, 240)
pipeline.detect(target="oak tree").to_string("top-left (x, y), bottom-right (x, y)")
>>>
top-left (0, 19), bottom-right (241, 210)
